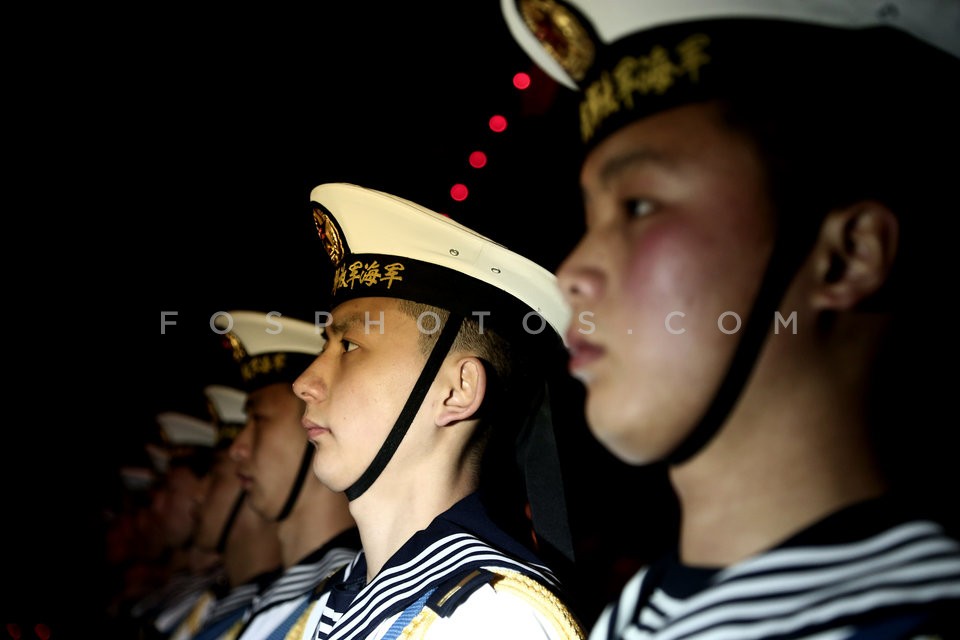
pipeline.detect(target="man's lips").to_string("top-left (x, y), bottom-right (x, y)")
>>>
top-left (236, 472), bottom-right (253, 490)
top-left (566, 334), bottom-right (605, 375)
top-left (302, 417), bottom-right (329, 440)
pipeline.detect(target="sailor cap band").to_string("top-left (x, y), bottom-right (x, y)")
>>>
top-left (204, 384), bottom-right (248, 447)
top-left (309, 183), bottom-right (570, 349)
top-left (215, 310), bottom-right (325, 392)
top-left (502, 0), bottom-right (960, 149)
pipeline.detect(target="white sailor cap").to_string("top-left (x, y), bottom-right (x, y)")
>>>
top-left (215, 311), bottom-right (325, 392)
top-left (204, 385), bottom-right (246, 425)
top-left (151, 411), bottom-right (217, 476)
top-left (309, 182), bottom-right (570, 348)
top-left (204, 384), bottom-right (248, 446)
top-left (156, 411), bottom-right (217, 448)
top-left (502, 0), bottom-right (960, 148)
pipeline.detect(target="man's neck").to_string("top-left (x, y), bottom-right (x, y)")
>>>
top-left (670, 351), bottom-right (886, 567)
top-left (350, 473), bottom-right (475, 582)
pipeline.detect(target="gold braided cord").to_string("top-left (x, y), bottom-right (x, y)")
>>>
top-left (399, 568), bottom-right (585, 639)
top-left (284, 571), bottom-right (338, 640)
top-left (175, 591), bottom-right (214, 638)
top-left (222, 617), bottom-right (244, 640)
top-left (488, 569), bottom-right (585, 640)
top-left (284, 601), bottom-right (313, 640)
top-left (398, 607), bottom-right (441, 640)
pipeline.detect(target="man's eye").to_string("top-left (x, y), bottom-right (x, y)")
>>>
top-left (342, 339), bottom-right (358, 352)
top-left (628, 199), bottom-right (656, 218)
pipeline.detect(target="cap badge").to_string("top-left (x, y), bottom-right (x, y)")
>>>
top-left (519, 0), bottom-right (595, 82)
top-left (314, 208), bottom-right (345, 266)
top-left (225, 332), bottom-right (246, 362)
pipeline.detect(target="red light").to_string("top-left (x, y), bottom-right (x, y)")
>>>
top-left (488, 115), bottom-right (508, 133)
top-left (468, 151), bottom-right (487, 168)
top-left (450, 184), bottom-right (469, 201)
top-left (513, 72), bottom-right (531, 90)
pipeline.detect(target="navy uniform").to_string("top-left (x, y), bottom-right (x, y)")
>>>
top-left (290, 183), bottom-right (585, 639)
top-left (132, 412), bottom-right (224, 638)
top-left (235, 533), bottom-right (358, 639)
top-left (300, 494), bottom-right (581, 640)
top-left (169, 384), bottom-right (283, 640)
top-left (501, 0), bottom-right (960, 638)
top-left (211, 312), bottom-right (361, 640)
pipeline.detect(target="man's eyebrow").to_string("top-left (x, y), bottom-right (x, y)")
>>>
top-left (598, 147), bottom-right (676, 186)
top-left (323, 312), bottom-right (365, 340)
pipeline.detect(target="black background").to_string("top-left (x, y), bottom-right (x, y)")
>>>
top-left (14, 5), bottom-right (958, 636)
top-left (7, 5), bottom-right (678, 636)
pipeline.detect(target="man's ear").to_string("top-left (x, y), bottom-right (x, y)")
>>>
top-left (436, 357), bottom-right (487, 427)
top-left (810, 202), bottom-right (899, 310)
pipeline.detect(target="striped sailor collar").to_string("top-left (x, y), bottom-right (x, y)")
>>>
top-left (657, 495), bottom-right (949, 595)
top-left (201, 582), bottom-right (261, 630)
top-left (208, 566), bottom-right (283, 618)
top-left (250, 528), bottom-right (361, 616)
top-left (318, 492), bottom-right (559, 640)
top-left (601, 494), bottom-right (960, 639)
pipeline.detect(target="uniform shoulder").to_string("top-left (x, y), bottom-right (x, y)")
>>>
top-left (404, 568), bottom-right (584, 639)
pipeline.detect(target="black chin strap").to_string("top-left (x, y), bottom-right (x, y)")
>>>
top-left (216, 489), bottom-right (246, 554)
top-left (345, 313), bottom-right (464, 501)
top-left (275, 442), bottom-right (314, 521)
top-left (667, 222), bottom-right (819, 465)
